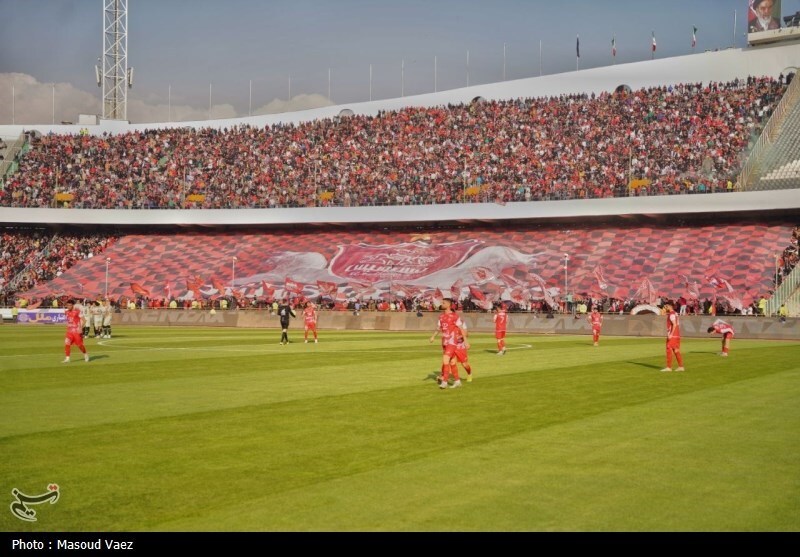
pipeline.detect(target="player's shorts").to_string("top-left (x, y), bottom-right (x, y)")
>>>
top-left (592, 326), bottom-right (602, 333)
top-left (722, 332), bottom-right (733, 341)
top-left (443, 344), bottom-right (457, 359)
top-left (495, 330), bottom-right (506, 340)
top-left (65, 332), bottom-right (84, 347)
top-left (666, 337), bottom-right (681, 350)
top-left (103, 317), bottom-right (112, 326)
top-left (304, 323), bottom-right (316, 332)
top-left (451, 346), bottom-right (469, 363)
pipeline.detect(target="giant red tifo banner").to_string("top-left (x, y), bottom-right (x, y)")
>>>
top-left (22, 223), bottom-right (796, 308)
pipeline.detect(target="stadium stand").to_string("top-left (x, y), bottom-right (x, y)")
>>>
top-left (0, 79), bottom-right (787, 209)
top-left (1, 46), bottom-right (799, 318)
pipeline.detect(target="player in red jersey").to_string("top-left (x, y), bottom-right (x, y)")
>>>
top-left (707, 319), bottom-right (734, 357)
top-left (587, 307), bottom-right (603, 346)
top-left (661, 303), bottom-right (684, 372)
top-left (303, 302), bottom-right (318, 343)
top-left (451, 327), bottom-right (474, 383)
top-left (429, 298), bottom-right (468, 389)
top-left (493, 304), bottom-right (508, 355)
top-left (62, 299), bottom-right (90, 363)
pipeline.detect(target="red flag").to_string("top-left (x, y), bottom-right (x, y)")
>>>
top-left (431, 288), bottom-right (444, 308)
top-left (468, 285), bottom-right (486, 301)
top-left (510, 287), bottom-right (530, 305)
top-left (719, 293), bottom-right (743, 312)
top-left (27, 300), bottom-right (42, 310)
top-left (470, 267), bottom-right (496, 283)
top-left (316, 280), bottom-right (338, 298)
top-left (396, 283), bottom-right (423, 298)
top-left (529, 272), bottom-right (556, 310)
top-left (186, 276), bottom-right (203, 300)
top-left (284, 277), bottom-right (304, 294)
top-left (210, 276), bottom-right (228, 294)
top-left (633, 277), bottom-right (658, 305)
top-left (164, 282), bottom-right (172, 299)
top-left (130, 282), bottom-right (151, 297)
top-left (593, 265), bottom-right (609, 292)
top-left (261, 281), bottom-right (275, 298)
top-left (681, 275), bottom-right (700, 299)
top-left (705, 272), bottom-right (734, 292)
top-left (450, 279), bottom-right (464, 301)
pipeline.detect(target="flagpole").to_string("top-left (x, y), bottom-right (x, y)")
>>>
top-left (576, 35), bottom-right (579, 71)
top-left (503, 43), bottom-right (506, 80)
top-left (466, 50), bottom-right (470, 87)
top-left (539, 39), bottom-right (542, 76)
top-left (732, 10), bottom-right (737, 48)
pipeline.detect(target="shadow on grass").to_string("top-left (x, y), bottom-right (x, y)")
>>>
top-left (424, 372), bottom-right (440, 382)
top-left (86, 354), bottom-right (111, 362)
top-left (626, 361), bottom-right (663, 370)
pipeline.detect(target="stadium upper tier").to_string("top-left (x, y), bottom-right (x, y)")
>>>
top-left (0, 77), bottom-right (787, 211)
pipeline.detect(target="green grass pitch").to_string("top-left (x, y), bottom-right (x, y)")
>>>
top-left (1, 325), bottom-right (799, 532)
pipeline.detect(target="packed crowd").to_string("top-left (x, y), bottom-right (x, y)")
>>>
top-left (0, 76), bottom-right (785, 209)
top-left (0, 229), bottom-right (116, 302)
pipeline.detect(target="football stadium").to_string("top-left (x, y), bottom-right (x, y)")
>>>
top-left (1, 1), bottom-right (800, 536)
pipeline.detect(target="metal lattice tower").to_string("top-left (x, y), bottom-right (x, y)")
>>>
top-left (101, 0), bottom-right (130, 120)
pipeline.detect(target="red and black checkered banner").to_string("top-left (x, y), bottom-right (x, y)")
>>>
top-left (24, 222), bottom-right (795, 307)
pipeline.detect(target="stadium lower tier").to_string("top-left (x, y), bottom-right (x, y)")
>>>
top-left (17, 221), bottom-right (796, 309)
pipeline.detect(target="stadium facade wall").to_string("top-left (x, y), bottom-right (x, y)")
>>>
top-left (113, 310), bottom-right (800, 340)
top-left (2, 189), bottom-right (800, 227)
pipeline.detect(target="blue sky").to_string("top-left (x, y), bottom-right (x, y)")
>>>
top-left (1, 0), bottom-right (798, 123)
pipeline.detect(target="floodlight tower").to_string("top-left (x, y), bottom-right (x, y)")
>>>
top-left (97, 0), bottom-right (133, 120)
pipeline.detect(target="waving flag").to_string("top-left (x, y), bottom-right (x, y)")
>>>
top-left (719, 293), bottom-right (744, 312)
top-left (652, 31), bottom-right (657, 52)
top-left (395, 283), bottom-right (423, 298)
top-left (468, 285), bottom-right (486, 301)
top-left (593, 265), bottom-right (609, 292)
top-left (165, 282), bottom-right (172, 299)
top-left (612, 35), bottom-right (617, 57)
top-left (681, 275), bottom-right (700, 299)
top-left (705, 272), bottom-right (734, 293)
top-left (633, 277), bottom-right (659, 305)
top-left (260, 281), bottom-right (275, 299)
top-left (692, 26), bottom-right (697, 48)
top-left (470, 267), bottom-right (496, 284)
top-left (186, 276), bottom-right (204, 300)
top-left (284, 277), bottom-right (304, 294)
top-left (576, 35), bottom-right (580, 58)
top-left (130, 282), bottom-right (151, 298)
top-left (210, 276), bottom-right (228, 294)
top-left (316, 280), bottom-right (338, 299)
top-left (450, 279), bottom-right (464, 301)
top-left (530, 272), bottom-right (556, 310)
